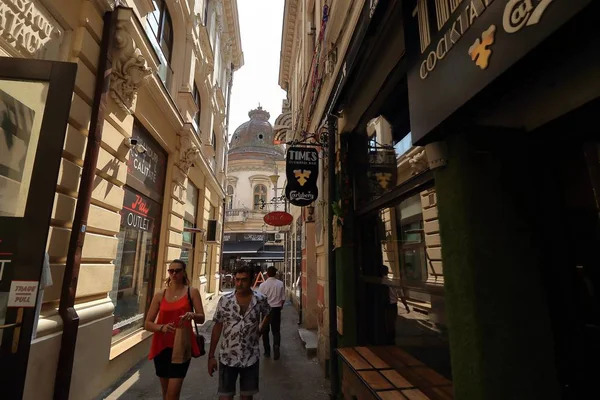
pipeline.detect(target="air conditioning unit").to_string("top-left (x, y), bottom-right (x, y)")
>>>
top-left (275, 233), bottom-right (284, 241)
top-left (206, 220), bottom-right (218, 242)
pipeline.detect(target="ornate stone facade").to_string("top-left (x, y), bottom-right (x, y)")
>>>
top-left (109, 21), bottom-right (152, 113)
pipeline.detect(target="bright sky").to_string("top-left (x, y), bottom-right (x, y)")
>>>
top-left (228, 0), bottom-right (287, 138)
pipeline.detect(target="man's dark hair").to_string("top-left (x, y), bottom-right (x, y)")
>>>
top-left (266, 266), bottom-right (277, 277)
top-left (235, 264), bottom-right (254, 280)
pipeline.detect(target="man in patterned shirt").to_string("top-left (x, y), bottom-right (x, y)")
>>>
top-left (208, 265), bottom-right (271, 399)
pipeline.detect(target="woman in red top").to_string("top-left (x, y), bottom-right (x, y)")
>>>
top-left (145, 259), bottom-right (205, 400)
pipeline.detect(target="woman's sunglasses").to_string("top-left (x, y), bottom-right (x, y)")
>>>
top-left (168, 268), bottom-right (184, 275)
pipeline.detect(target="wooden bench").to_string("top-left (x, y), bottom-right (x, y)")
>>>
top-left (337, 346), bottom-right (453, 400)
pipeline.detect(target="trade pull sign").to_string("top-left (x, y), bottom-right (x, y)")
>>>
top-left (285, 147), bottom-right (319, 207)
top-left (8, 280), bottom-right (39, 308)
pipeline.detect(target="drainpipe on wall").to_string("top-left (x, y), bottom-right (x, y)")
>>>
top-left (225, 63), bottom-right (234, 133)
top-left (327, 114), bottom-right (339, 399)
top-left (54, 9), bottom-right (119, 400)
top-left (218, 198), bottom-right (226, 293)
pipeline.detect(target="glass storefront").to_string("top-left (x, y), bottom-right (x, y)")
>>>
top-left (111, 189), bottom-right (162, 341)
top-left (359, 185), bottom-right (452, 380)
top-left (110, 120), bottom-right (167, 343)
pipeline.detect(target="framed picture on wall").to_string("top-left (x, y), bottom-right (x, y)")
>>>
top-left (0, 87), bottom-right (41, 217)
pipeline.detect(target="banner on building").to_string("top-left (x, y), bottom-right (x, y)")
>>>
top-left (285, 147), bottom-right (319, 207)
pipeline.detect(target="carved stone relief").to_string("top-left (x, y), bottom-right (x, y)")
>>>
top-left (175, 128), bottom-right (201, 182)
top-left (110, 21), bottom-right (153, 113)
top-left (409, 149), bottom-right (428, 176)
top-left (227, 164), bottom-right (275, 173)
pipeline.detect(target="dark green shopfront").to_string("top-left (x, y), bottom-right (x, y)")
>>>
top-left (329, 1), bottom-right (599, 399)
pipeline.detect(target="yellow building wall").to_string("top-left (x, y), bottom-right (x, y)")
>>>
top-left (0, 0), bottom-right (241, 397)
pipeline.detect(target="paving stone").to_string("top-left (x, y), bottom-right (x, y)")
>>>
top-left (100, 303), bottom-right (329, 399)
top-left (297, 328), bottom-right (318, 357)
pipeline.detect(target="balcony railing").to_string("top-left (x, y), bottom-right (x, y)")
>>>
top-left (225, 209), bottom-right (248, 223)
top-left (225, 209), bottom-right (268, 223)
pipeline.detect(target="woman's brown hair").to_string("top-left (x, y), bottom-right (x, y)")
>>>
top-left (165, 259), bottom-right (190, 287)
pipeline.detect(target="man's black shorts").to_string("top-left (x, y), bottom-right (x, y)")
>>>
top-left (218, 360), bottom-right (260, 396)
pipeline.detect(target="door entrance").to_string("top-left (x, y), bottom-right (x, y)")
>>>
top-left (0, 58), bottom-right (76, 398)
top-left (532, 98), bottom-right (600, 399)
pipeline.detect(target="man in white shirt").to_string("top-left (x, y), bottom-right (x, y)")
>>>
top-left (257, 266), bottom-right (285, 360)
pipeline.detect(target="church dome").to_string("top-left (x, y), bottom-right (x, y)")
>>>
top-left (228, 106), bottom-right (284, 160)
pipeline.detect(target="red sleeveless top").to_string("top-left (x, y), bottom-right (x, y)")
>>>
top-left (148, 293), bottom-right (200, 360)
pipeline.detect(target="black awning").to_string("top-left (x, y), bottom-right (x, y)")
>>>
top-left (222, 241), bottom-right (264, 254)
top-left (262, 245), bottom-right (284, 252)
top-left (241, 250), bottom-right (285, 261)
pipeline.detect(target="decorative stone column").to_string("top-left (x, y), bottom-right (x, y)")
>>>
top-left (166, 125), bottom-right (201, 284)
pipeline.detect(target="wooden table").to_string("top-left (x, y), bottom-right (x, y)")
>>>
top-left (336, 346), bottom-right (453, 400)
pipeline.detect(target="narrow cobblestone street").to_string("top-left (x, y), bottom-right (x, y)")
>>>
top-left (100, 302), bottom-right (329, 400)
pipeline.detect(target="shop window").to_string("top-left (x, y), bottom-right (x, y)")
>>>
top-left (148, 0), bottom-right (174, 87)
top-left (226, 185), bottom-right (234, 209)
top-left (112, 121), bottom-right (167, 343)
top-left (253, 184), bottom-right (267, 210)
top-left (357, 187), bottom-right (451, 382)
top-left (111, 189), bottom-right (162, 342)
top-left (181, 181), bottom-right (199, 268)
top-left (396, 194), bottom-right (427, 285)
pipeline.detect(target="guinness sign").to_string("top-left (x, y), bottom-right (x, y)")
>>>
top-left (285, 147), bottom-right (319, 207)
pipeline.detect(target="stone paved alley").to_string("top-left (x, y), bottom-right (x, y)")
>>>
top-left (99, 302), bottom-right (329, 400)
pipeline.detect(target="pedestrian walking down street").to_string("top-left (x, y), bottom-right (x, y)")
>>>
top-left (257, 266), bottom-right (285, 360)
top-left (145, 260), bottom-right (205, 400)
top-left (208, 265), bottom-right (271, 400)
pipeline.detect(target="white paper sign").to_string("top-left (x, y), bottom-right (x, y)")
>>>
top-left (8, 280), bottom-right (39, 308)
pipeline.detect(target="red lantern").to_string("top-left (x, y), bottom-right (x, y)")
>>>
top-left (264, 211), bottom-right (293, 227)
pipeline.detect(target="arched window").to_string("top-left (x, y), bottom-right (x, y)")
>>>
top-left (149, 0), bottom-right (174, 63)
top-left (253, 184), bottom-right (267, 210)
top-left (226, 185), bottom-right (234, 209)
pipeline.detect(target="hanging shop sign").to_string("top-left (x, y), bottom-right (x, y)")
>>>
top-left (367, 149), bottom-right (397, 198)
top-left (285, 147), bottom-right (319, 207)
top-left (404, 0), bottom-right (591, 145)
top-left (127, 121), bottom-right (167, 203)
top-left (264, 211), bottom-right (293, 227)
top-left (121, 189), bottom-right (160, 233)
